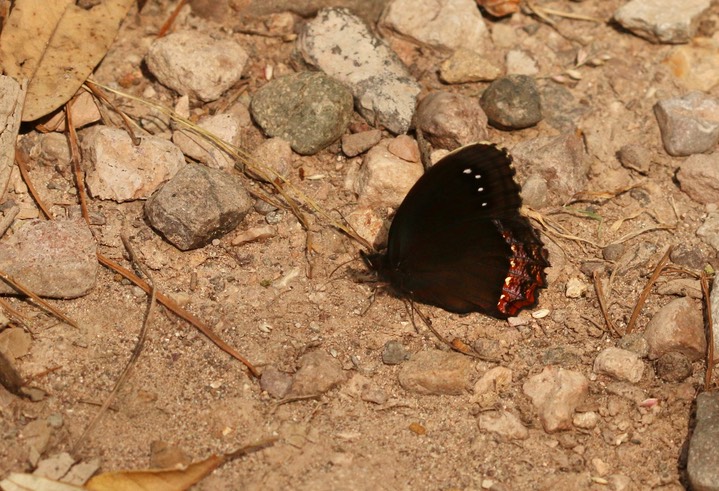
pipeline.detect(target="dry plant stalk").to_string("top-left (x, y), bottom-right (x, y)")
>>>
top-left (625, 247), bottom-right (673, 335)
top-left (0, 268), bottom-right (78, 328)
top-left (592, 270), bottom-right (620, 337)
top-left (700, 273), bottom-right (715, 390)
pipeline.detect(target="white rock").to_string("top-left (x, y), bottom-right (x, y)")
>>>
top-left (523, 366), bottom-right (589, 433)
top-left (614, 0), bottom-right (710, 44)
top-left (146, 31), bottom-right (248, 102)
top-left (593, 347), bottom-right (645, 383)
top-left (298, 8), bottom-right (420, 134)
top-left (380, 0), bottom-right (491, 53)
top-left (82, 126), bottom-right (185, 202)
top-left (565, 277), bottom-right (587, 298)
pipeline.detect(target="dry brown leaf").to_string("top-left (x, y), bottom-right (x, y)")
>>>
top-left (0, 472), bottom-right (86, 491)
top-left (84, 455), bottom-right (223, 491)
top-left (0, 0), bottom-right (134, 122)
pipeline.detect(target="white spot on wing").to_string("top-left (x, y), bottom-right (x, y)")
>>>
top-left (463, 168), bottom-right (472, 174)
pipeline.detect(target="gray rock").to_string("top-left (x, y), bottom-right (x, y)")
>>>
top-left (382, 340), bottom-right (410, 365)
top-left (145, 31), bottom-right (248, 102)
top-left (260, 366), bottom-right (293, 399)
top-left (250, 72), bottom-right (353, 155)
top-left (414, 91), bottom-right (489, 150)
top-left (677, 154), bottom-right (719, 204)
top-left (511, 133), bottom-right (588, 204)
top-left (593, 347), bottom-right (644, 383)
top-left (145, 163), bottom-right (252, 250)
top-left (478, 410), bottom-right (528, 440)
top-left (698, 212), bottom-right (719, 251)
top-left (655, 351), bottom-right (693, 382)
top-left (298, 8), bottom-right (421, 134)
top-left (644, 297), bottom-right (705, 361)
top-left (614, 0), bottom-right (710, 44)
top-left (687, 392), bottom-right (719, 491)
top-left (439, 48), bottom-right (503, 84)
top-left (379, 0), bottom-right (491, 53)
top-left (82, 126), bottom-right (185, 202)
top-left (0, 220), bottom-right (96, 298)
top-left (342, 129), bottom-right (382, 157)
top-left (288, 350), bottom-right (346, 397)
top-left (654, 92), bottom-right (719, 156)
top-left (480, 75), bottom-right (542, 130)
top-left (522, 366), bottom-right (589, 432)
top-left (398, 349), bottom-right (473, 395)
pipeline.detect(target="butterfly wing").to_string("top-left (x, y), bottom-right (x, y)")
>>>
top-left (380, 143), bottom-right (548, 317)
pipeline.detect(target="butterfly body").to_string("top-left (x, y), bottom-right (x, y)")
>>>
top-left (364, 143), bottom-right (548, 318)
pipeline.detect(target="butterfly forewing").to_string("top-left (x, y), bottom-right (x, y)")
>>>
top-left (372, 142), bottom-right (549, 318)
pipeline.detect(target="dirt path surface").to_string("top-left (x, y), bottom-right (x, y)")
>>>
top-left (2, 1), bottom-right (719, 490)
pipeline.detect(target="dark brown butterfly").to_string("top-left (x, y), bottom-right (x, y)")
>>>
top-left (363, 143), bottom-right (548, 318)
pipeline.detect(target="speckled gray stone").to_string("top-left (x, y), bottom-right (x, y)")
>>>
top-left (250, 71), bottom-right (353, 155)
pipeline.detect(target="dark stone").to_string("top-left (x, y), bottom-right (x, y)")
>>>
top-left (145, 163), bottom-right (252, 250)
top-left (655, 351), bottom-right (692, 383)
top-left (480, 75), bottom-right (542, 130)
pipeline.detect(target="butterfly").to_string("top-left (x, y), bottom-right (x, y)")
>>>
top-left (363, 143), bottom-right (549, 318)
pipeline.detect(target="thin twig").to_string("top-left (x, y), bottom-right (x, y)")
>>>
top-left (592, 270), bottom-right (621, 337)
top-left (16, 129), bottom-right (261, 378)
top-left (66, 98), bottom-right (89, 221)
top-left (96, 252), bottom-right (260, 377)
top-left (15, 148), bottom-right (52, 219)
top-left (0, 268), bottom-right (78, 328)
top-left (157, 0), bottom-right (187, 37)
top-left (72, 234), bottom-right (158, 453)
top-left (625, 246), bottom-right (673, 335)
top-left (700, 273), bottom-right (714, 390)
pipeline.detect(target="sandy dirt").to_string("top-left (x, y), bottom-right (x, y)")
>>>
top-left (2, 1), bottom-right (718, 490)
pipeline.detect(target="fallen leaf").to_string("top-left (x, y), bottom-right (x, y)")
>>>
top-left (84, 455), bottom-right (223, 491)
top-left (0, 0), bottom-right (134, 121)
